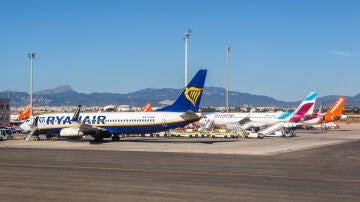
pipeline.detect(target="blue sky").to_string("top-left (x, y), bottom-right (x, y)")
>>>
top-left (0, 0), bottom-right (359, 101)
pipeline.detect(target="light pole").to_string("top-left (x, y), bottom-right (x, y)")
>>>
top-left (226, 46), bottom-right (230, 112)
top-left (184, 28), bottom-right (192, 87)
top-left (28, 53), bottom-right (35, 118)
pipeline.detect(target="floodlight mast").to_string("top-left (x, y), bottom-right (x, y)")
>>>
top-left (28, 53), bottom-right (35, 118)
top-left (226, 46), bottom-right (230, 112)
top-left (184, 28), bottom-right (192, 87)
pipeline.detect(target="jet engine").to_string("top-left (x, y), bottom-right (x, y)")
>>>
top-left (225, 123), bottom-right (240, 131)
top-left (60, 127), bottom-right (84, 138)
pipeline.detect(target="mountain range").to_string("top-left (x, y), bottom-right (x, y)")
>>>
top-left (1, 85), bottom-right (360, 108)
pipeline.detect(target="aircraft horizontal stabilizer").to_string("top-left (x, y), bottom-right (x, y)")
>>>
top-left (180, 111), bottom-right (201, 120)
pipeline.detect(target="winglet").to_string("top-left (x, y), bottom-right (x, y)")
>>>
top-left (71, 105), bottom-right (81, 122)
top-left (157, 69), bottom-right (207, 112)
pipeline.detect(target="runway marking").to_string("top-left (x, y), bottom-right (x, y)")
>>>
top-left (0, 162), bottom-right (359, 184)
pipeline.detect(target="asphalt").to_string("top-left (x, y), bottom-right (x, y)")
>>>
top-left (0, 123), bottom-right (359, 201)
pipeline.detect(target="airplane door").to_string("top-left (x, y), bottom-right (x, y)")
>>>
top-left (33, 116), bottom-right (39, 127)
top-left (162, 115), bottom-right (167, 127)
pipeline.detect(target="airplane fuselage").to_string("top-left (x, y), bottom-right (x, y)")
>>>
top-left (28, 112), bottom-right (201, 135)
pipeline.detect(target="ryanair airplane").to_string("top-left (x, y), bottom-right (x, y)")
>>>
top-left (22, 69), bottom-right (207, 142)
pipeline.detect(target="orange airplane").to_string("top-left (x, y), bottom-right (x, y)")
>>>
top-left (17, 104), bottom-right (31, 120)
top-left (9, 104), bottom-right (31, 124)
top-left (141, 103), bottom-right (152, 112)
top-left (300, 96), bottom-right (346, 125)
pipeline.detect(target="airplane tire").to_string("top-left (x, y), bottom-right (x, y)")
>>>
top-left (112, 135), bottom-right (120, 141)
top-left (94, 136), bottom-right (103, 142)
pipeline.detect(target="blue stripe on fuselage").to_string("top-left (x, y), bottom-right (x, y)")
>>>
top-left (36, 119), bottom-right (199, 136)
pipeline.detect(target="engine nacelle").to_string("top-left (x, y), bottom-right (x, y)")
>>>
top-left (60, 127), bottom-right (84, 138)
top-left (225, 123), bottom-right (240, 131)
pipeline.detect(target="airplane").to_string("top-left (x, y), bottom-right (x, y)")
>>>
top-left (10, 104), bottom-right (31, 124)
top-left (199, 92), bottom-right (317, 131)
top-left (299, 96), bottom-right (347, 128)
top-left (21, 69), bottom-right (207, 142)
top-left (245, 92), bottom-right (317, 126)
top-left (141, 103), bottom-right (152, 112)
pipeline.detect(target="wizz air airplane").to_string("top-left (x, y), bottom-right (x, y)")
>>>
top-left (22, 69), bottom-right (207, 142)
top-left (199, 92), bottom-right (317, 131)
top-left (299, 96), bottom-right (347, 127)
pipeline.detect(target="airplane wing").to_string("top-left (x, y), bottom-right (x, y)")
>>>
top-left (59, 105), bottom-right (111, 138)
top-left (78, 123), bottom-right (109, 134)
top-left (330, 115), bottom-right (342, 121)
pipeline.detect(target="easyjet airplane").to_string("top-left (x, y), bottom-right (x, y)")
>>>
top-left (141, 103), bottom-right (152, 112)
top-left (10, 104), bottom-right (31, 124)
top-left (299, 96), bottom-right (347, 126)
top-left (22, 69), bottom-right (207, 142)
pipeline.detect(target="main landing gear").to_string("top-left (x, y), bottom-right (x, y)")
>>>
top-left (94, 136), bottom-right (104, 142)
top-left (112, 135), bottom-right (120, 142)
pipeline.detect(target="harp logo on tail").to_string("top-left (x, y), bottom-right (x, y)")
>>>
top-left (184, 87), bottom-right (203, 106)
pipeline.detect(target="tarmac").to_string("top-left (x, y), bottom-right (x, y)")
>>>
top-left (0, 122), bottom-right (359, 201)
top-left (1, 122), bottom-right (359, 155)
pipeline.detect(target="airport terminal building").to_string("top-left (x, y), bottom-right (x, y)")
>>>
top-left (0, 98), bottom-right (10, 125)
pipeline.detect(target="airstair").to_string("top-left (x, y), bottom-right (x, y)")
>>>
top-left (200, 119), bottom-right (214, 131)
top-left (25, 127), bottom-right (38, 142)
top-left (25, 117), bottom-right (40, 142)
top-left (258, 122), bottom-right (297, 137)
top-left (239, 121), bottom-right (263, 130)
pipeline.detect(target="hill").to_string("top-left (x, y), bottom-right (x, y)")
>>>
top-left (1, 86), bottom-right (359, 107)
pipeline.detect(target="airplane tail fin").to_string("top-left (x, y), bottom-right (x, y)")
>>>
top-left (325, 97), bottom-right (346, 121)
top-left (157, 69), bottom-right (207, 112)
top-left (71, 105), bottom-right (81, 122)
top-left (141, 103), bottom-right (152, 112)
top-left (284, 92), bottom-right (317, 122)
top-left (17, 104), bottom-right (31, 120)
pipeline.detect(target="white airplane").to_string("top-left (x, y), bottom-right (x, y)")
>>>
top-left (299, 96), bottom-right (347, 129)
top-left (199, 92), bottom-right (317, 131)
top-left (21, 69), bottom-right (207, 142)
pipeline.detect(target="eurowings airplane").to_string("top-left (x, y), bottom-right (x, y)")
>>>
top-left (199, 92), bottom-right (317, 130)
top-left (299, 96), bottom-right (347, 126)
top-left (22, 69), bottom-right (207, 142)
top-left (246, 92), bottom-right (318, 126)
